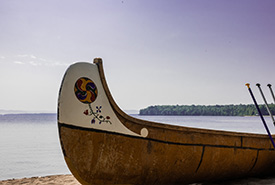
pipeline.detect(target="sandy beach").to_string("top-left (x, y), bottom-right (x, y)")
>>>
top-left (0, 175), bottom-right (80, 185)
top-left (2, 175), bottom-right (275, 185)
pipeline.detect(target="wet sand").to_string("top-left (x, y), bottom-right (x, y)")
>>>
top-left (1, 175), bottom-right (275, 185)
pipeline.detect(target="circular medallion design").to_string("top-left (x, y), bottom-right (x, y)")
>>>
top-left (74, 77), bottom-right (98, 104)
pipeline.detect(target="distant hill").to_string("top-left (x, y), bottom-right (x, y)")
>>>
top-left (139, 104), bottom-right (275, 116)
top-left (0, 109), bottom-right (56, 115)
top-left (0, 109), bottom-right (28, 115)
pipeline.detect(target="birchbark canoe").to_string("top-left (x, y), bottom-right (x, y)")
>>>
top-left (58, 58), bottom-right (275, 185)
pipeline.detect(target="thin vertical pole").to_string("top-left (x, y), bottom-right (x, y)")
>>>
top-left (268, 84), bottom-right (275, 104)
top-left (246, 83), bottom-right (275, 149)
top-left (256, 83), bottom-right (275, 126)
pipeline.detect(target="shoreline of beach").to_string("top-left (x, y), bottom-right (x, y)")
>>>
top-left (2, 174), bottom-right (275, 185)
top-left (0, 175), bottom-right (80, 185)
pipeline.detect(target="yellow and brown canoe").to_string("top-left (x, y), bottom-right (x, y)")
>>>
top-left (58, 58), bottom-right (275, 185)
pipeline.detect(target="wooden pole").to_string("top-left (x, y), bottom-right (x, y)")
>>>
top-left (246, 83), bottom-right (275, 149)
top-left (256, 83), bottom-right (275, 126)
top-left (267, 84), bottom-right (275, 104)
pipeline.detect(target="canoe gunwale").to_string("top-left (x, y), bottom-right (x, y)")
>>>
top-left (58, 122), bottom-right (274, 151)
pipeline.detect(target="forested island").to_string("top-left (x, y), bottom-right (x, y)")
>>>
top-left (139, 104), bottom-right (275, 116)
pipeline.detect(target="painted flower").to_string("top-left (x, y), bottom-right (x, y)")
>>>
top-left (85, 104), bottom-right (112, 125)
top-left (83, 110), bottom-right (89, 115)
top-left (96, 106), bottom-right (102, 113)
top-left (91, 119), bottom-right (95, 124)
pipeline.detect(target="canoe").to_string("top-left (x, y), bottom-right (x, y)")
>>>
top-left (58, 58), bottom-right (275, 185)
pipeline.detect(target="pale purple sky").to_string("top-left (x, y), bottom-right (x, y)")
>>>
top-left (0, 0), bottom-right (275, 112)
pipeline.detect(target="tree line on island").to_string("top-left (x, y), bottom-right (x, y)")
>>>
top-left (139, 104), bottom-right (275, 116)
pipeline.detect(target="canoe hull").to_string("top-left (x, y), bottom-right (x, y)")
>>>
top-left (58, 58), bottom-right (275, 184)
top-left (59, 123), bottom-right (275, 185)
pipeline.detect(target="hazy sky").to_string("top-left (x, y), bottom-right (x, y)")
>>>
top-left (1, 0), bottom-right (275, 112)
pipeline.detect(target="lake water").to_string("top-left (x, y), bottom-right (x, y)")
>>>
top-left (1, 113), bottom-right (275, 182)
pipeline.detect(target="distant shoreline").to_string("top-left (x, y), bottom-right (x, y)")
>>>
top-left (139, 104), bottom-right (275, 116)
top-left (0, 110), bottom-right (139, 115)
top-left (0, 109), bottom-right (57, 115)
top-left (0, 113), bottom-right (57, 116)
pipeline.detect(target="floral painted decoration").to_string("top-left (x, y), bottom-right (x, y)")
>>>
top-left (74, 77), bottom-right (111, 124)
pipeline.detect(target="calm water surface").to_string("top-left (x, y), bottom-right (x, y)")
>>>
top-left (0, 114), bottom-right (68, 180)
top-left (1, 113), bottom-right (275, 183)
top-left (134, 115), bottom-right (275, 134)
